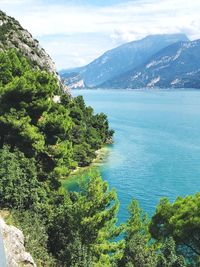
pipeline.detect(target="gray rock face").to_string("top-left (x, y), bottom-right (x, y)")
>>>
top-left (0, 217), bottom-right (36, 267)
top-left (61, 72), bottom-right (86, 89)
top-left (0, 10), bottom-right (58, 78)
top-left (0, 225), bottom-right (6, 267)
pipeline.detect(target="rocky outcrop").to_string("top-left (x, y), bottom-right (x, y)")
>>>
top-left (60, 71), bottom-right (86, 89)
top-left (0, 217), bottom-right (36, 267)
top-left (0, 10), bottom-right (57, 78)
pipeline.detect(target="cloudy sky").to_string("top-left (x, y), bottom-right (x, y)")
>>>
top-left (1, 0), bottom-right (200, 70)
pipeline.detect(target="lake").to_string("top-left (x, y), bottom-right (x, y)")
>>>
top-left (72, 89), bottom-right (200, 223)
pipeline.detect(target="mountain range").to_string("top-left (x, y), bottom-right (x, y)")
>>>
top-left (60, 34), bottom-right (200, 89)
top-left (102, 39), bottom-right (200, 89)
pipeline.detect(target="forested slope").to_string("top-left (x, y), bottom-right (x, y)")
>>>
top-left (1, 10), bottom-right (200, 267)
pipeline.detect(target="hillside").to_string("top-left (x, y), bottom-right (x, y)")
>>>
top-left (0, 10), bottom-right (115, 267)
top-left (0, 10), bottom-right (58, 78)
top-left (1, 8), bottom-right (200, 267)
top-left (60, 34), bottom-right (189, 88)
top-left (102, 39), bottom-right (200, 89)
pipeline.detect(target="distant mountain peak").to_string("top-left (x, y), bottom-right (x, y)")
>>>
top-left (142, 33), bottom-right (189, 40)
top-left (102, 38), bottom-right (200, 89)
top-left (60, 33), bottom-right (189, 88)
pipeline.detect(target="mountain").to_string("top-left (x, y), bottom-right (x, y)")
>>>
top-left (0, 10), bottom-right (58, 78)
top-left (59, 67), bottom-right (83, 76)
top-left (102, 39), bottom-right (200, 89)
top-left (60, 34), bottom-right (189, 88)
top-left (61, 72), bottom-right (85, 89)
top-left (60, 68), bottom-right (85, 89)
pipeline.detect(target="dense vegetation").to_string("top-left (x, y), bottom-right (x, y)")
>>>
top-left (0, 49), bottom-right (113, 178)
top-left (0, 49), bottom-right (200, 266)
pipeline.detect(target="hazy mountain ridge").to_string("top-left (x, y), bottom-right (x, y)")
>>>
top-left (60, 69), bottom-right (86, 89)
top-left (63, 72), bottom-right (86, 89)
top-left (60, 34), bottom-right (189, 89)
top-left (102, 39), bottom-right (200, 89)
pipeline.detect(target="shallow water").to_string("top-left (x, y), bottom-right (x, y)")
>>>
top-left (72, 89), bottom-right (200, 223)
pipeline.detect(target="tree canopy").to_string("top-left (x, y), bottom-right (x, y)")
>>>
top-left (0, 49), bottom-right (114, 180)
top-left (150, 194), bottom-right (200, 263)
top-left (0, 48), bottom-right (199, 267)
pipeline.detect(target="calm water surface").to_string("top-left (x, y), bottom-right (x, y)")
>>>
top-left (72, 89), bottom-right (200, 223)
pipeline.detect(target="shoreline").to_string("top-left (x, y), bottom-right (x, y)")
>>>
top-left (63, 145), bottom-right (111, 186)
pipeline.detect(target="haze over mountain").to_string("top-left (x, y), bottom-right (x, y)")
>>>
top-left (102, 39), bottom-right (200, 89)
top-left (60, 34), bottom-right (189, 88)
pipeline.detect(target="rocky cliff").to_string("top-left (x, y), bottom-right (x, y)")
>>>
top-left (0, 217), bottom-right (36, 267)
top-left (0, 10), bottom-right (57, 78)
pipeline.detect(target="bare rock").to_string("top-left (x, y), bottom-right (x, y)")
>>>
top-left (0, 10), bottom-right (58, 79)
top-left (0, 217), bottom-right (36, 267)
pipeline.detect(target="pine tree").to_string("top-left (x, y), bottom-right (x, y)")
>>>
top-left (48, 171), bottom-right (124, 266)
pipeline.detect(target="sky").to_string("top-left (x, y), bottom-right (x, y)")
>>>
top-left (1, 0), bottom-right (200, 70)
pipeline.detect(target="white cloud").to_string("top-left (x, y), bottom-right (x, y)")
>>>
top-left (38, 33), bottom-right (114, 69)
top-left (2, 0), bottom-right (200, 39)
top-left (0, 0), bottom-right (30, 3)
top-left (110, 28), bottom-right (149, 44)
top-left (1, 0), bottom-right (200, 69)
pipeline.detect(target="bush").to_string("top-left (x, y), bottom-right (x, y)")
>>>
top-left (0, 146), bottom-right (46, 209)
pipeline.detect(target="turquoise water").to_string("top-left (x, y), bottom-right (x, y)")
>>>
top-left (72, 89), bottom-right (200, 223)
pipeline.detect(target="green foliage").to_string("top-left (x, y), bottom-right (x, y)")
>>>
top-left (118, 200), bottom-right (187, 267)
top-left (0, 48), bottom-right (116, 266)
top-left (0, 146), bottom-right (46, 209)
top-left (0, 49), bottom-right (113, 179)
top-left (0, 49), bottom-right (28, 85)
top-left (157, 238), bottom-right (186, 267)
top-left (118, 200), bottom-right (158, 267)
top-left (0, 20), bottom-right (15, 45)
top-left (0, 47), bottom-right (196, 267)
top-left (150, 195), bottom-right (200, 261)
top-left (11, 210), bottom-right (57, 267)
top-left (48, 172), bottom-right (124, 266)
top-left (73, 142), bottom-right (95, 166)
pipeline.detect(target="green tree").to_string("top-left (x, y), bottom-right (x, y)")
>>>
top-left (48, 172), bottom-right (124, 266)
top-left (150, 195), bottom-right (200, 262)
top-left (11, 210), bottom-right (57, 267)
top-left (157, 238), bottom-right (186, 267)
top-left (0, 50), bottom-right (12, 85)
top-left (0, 109), bottom-right (45, 155)
top-left (119, 200), bottom-right (158, 267)
top-left (0, 146), bottom-right (46, 209)
top-left (73, 142), bottom-right (95, 167)
top-left (0, 49), bottom-right (113, 179)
